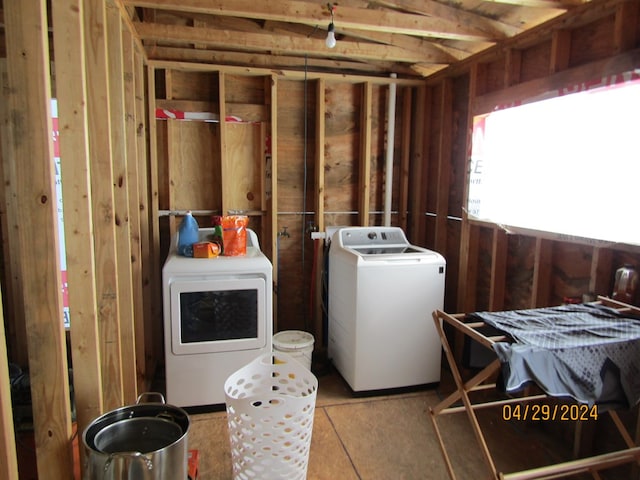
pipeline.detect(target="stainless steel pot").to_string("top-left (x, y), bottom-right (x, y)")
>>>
top-left (82, 393), bottom-right (190, 480)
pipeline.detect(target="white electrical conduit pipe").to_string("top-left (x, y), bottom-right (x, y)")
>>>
top-left (384, 73), bottom-right (397, 226)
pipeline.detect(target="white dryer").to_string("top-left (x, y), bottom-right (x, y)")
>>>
top-left (162, 228), bottom-right (273, 407)
top-left (328, 226), bottom-right (445, 392)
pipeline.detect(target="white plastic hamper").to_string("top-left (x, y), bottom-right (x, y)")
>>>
top-left (224, 352), bottom-right (318, 480)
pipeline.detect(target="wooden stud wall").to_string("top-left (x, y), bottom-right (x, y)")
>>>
top-left (51, 0), bottom-right (104, 463)
top-left (1, 1), bottom-right (150, 477)
top-left (3, 2), bottom-right (74, 477)
top-left (148, 65), bottom-right (421, 342)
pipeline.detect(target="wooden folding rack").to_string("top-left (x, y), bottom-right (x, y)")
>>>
top-left (429, 296), bottom-right (640, 480)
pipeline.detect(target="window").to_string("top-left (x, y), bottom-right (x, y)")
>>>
top-left (468, 74), bottom-right (640, 247)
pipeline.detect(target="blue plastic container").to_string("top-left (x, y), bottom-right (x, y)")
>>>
top-left (177, 211), bottom-right (199, 257)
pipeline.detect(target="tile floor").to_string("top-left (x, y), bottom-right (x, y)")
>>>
top-left (184, 359), bottom-right (621, 480)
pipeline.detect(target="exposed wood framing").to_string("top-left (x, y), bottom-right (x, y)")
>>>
top-left (457, 63), bottom-right (480, 313)
top-left (531, 238), bottom-right (553, 308)
top-left (269, 74), bottom-right (279, 331)
top-left (0, 59), bottom-right (28, 369)
top-left (136, 50), bottom-right (155, 386)
top-left (434, 78), bottom-right (452, 254)
top-left (147, 59), bottom-right (425, 86)
top-left (398, 87), bottom-right (412, 232)
top-left (84, 0), bottom-right (125, 412)
top-left (0, 262), bottom-right (18, 480)
top-left (50, 0), bottom-right (104, 459)
top-left (504, 48), bottom-right (522, 87)
top-left (165, 69), bottom-right (178, 236)
top-left (549, 29), bottom-right (572, 73)
top-left (489, 229), bottom-right (508, 311)
top-left (146, 64), bottom-right (163, 373)
top-left (122, 26), bottom-right (147, 393)
top-left (589, 247), bottom-right (614, 296)
top-left (107, 0), bottom-right (138, 405)
top-left (358, 82), bottom-right (372, 226)
top-left (0, 64), bottom-right (18, 480)
top-left (3, 1), bottom-right (74, 477)
top-left (408, 85), bottom-right (425, 243)
top-left (219, 72), bottom-right (229, 214)
top-left (613, 0), bottom-right (640, 53)
top-left (314, 78), bottom-right (326, 349)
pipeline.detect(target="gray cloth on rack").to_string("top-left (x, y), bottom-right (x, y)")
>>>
top-left (469, 303), bottom-right (640, 410)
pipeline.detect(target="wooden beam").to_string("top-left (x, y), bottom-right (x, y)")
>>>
top-left (408, 85), bottom-right (425, 242)
top-left (270, 74), bottom-right (279, 331)
top-left (134, 23), bottom-right (445, 64)
top-left (107, 0), bottom-right (138, 406)
top-left (124, 0), bottom-right (502, 41)
top-left (613, 0), bottom-right (640, 53)
top-left (219, 72), bottom-right (229, 215)
top-left (314, 78), bottom-right (326, 348)
top-left (0, 273), bottom-right (18, 480)
top-left (549, 29), bottom-right (571, 73)
top-left (84, 0), bottom-right (124, 411)
top-left (489, 228), bottom-right (508, 311)
top-left (398, 87), bottom-right (412, 231)
top-left (434, 78), bottom-right (452, 253)
top-left (0, 61), bottom-right (29, 369)
top-left (4, 1), bottom-right (74, 476)
top-left (531, 237), bottom-right (553, 308)
top-left (504, 48), bottom-right (522, 87)
top-left (165, 70), bottom-right (178, 236)
top-left (589, 247), bottom-right (613, 297)
top-left (145, 45), bottom-right (420, 77)
top-left (328, 27), bottom-right (459, 65)
top-left (50, 0), bottom-right (104, 450)
top-left (0, 63), bottom-right (19, 480)
top-left (122, 23), bottom-right (147, 394)
top-left (145, 64), bottom-right (162, 375)
top-left (370, 0), bottom-right (522, 37)
top-left (147, 59), bottom-right (425, 86)
top-left (457, 64), bottom-right (481, 313)
top-left (358, 82), bottom-right (372, 226)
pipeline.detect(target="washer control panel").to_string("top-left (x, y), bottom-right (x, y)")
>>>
top-left (340, 227), bottom-right (408, 247)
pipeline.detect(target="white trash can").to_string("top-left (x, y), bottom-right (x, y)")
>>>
top-left (273, 330), bottom-right (314, 371)
top-left (224, 352), bottom-right (318, 480)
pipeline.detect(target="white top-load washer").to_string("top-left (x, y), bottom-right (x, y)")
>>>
top-left (163, 228), bottom-right (273, 407)
top-left (328, 226), bottom-right (445, 392)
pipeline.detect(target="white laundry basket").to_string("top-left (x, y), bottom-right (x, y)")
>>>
top-left (224, 352), bottom-right (318, 480)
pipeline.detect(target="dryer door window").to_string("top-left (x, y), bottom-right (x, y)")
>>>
top-left (170, 277), bottom-right (266, 354)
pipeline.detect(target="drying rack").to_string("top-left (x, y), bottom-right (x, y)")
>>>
top-left (429, 296), bottom-right (640, 480)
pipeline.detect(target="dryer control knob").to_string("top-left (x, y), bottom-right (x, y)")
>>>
top-left (368, 232), bottom-right (377, 240)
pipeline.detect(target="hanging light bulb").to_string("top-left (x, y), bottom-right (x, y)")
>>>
top-left (325, 3), bottom-right (337, 48)
top-left (326, 22), bottom-right (336, 49)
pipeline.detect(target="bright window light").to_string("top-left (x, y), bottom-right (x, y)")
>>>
top-left (468, 76), bottom-right (640, 247)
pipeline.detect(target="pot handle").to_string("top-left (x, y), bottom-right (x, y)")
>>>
top-left (103, 451), bottom-right (153, 477)
top-left (136, 392), bottom-right (166, 404)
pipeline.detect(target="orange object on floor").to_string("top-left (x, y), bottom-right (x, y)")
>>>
top-left (188, 449), bottom-right (199, 479)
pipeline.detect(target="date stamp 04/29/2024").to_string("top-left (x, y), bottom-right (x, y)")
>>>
top-left (502, 403), bottom-right (599, 422)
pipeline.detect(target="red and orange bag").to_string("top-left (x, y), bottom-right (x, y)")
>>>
top-left (221, 215), bottom-right (249, 256)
